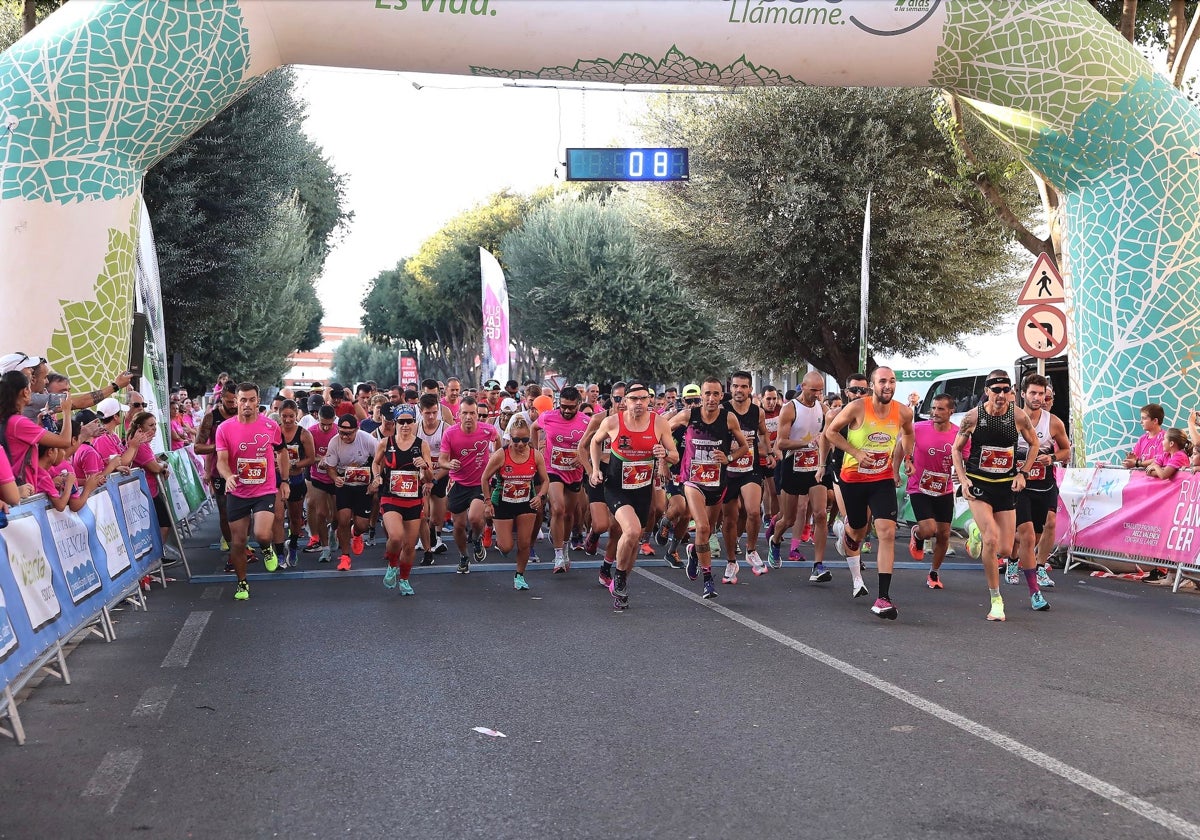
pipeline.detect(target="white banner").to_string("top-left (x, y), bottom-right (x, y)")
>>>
top-left (119, 481), bottom-right (153, 559)
top-left (90, 490), bottom-right (131, 578)
top-left (46, 509), bottom-right (103, 604)
top-left (859, 187), bottom-right (871, 372)
top-left (480, 247), bottom-right (510, 386)
top-left (2, 515), bottom-right (61, 632)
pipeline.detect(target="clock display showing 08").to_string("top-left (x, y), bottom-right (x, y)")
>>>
top-left (565, 147), bottom-right (689, 182)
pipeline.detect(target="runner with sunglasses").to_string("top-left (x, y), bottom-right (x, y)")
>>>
top-left (653, 383), bottom-right (697, 568)
top-left (320, 414), bottom-right (379, 572)
top-left (481, 416), bottom-right (549, 591)
top-left (439, 395), bottom-right (501, 573)
top-left (277, 399), bottom-right (316, 568)
top-left (577, 381), bottom-right (626, 585)
top-left (533, 385), bottom-right (589, 574)
top-left (371, 404), bottom-right (433, 595)
top-left (952, 370), bottom-right (1044, 621)
top-left (306, 405), bottom-right (340, 563)
top-left (721, 371), bottom-right (775, 582)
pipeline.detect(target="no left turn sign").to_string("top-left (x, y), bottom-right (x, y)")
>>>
top-left (1018, 303), bottom-right (1068, 359)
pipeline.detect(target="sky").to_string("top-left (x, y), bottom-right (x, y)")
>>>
top-left (296, 66), bottom-right (1029, 374)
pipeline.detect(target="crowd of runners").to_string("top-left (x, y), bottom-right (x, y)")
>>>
top-left (185, 366), bottom-right (1069, 621)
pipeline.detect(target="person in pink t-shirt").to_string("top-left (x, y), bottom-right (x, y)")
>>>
top-left (903, 394), bottom-right (964, 589)
top-left (438, 396), bottom-right (499, 572)
top-left (0, 445), bottom-right (20, 511)
top-left (533, 386), bottom-right (590, 572)
top-left (215, 383), bottom-right (290, 600)
top-left (1124, 403), bottom-right (1165, 469)
top-left (0, 369), bottom-right (73, 494)
top-left (1146, 428), bottom-right (1191, 480)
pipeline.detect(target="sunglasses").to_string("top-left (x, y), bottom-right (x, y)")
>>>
top-left (684, 398), bottom-right (701, 405)
top-left (846, 387), bottom-right (868, 395)
top-left (396, 419), bottom-right (415, 426)
top-left (130, 402), bottom-right (146, 408)
top-left (510, 436), bottom-right (530, 444)
top-left (989, 386), bottom-right (1012, 395)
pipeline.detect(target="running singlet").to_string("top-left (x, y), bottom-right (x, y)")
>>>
top-left (841, 399), bottom-right (901, 483)
top-left (308, 423), bottom-right (337, 483)
top-left (964, 403), bottom-right (1018, 483)
top-left (202, 405), bottom-right (235, 480)
top-left (680, 407), bottom-right (731, 489)
top-left (536, 409), bottom-right (589, 483)
top-left (215, 415), bottom-right (283, 499)
top-left (606, 411), bottom-right (659, 491)
top-left (907, 421), bottom-right (959, 496)
top-left (442, 400), bottom-right (462, 422)
top-left (497, 447), bottom-right (538, 504)
top-left (725, 402), bottom-right (760, 474)
top-left (417, 419), bottom-right (447, 461)
top-left (442, 423), bottom-right (499, 486)
top-left (788, 398), bottom-right (825, 473)
top-left (284, 426), bottom-right (305, 474)
top-left (762, 407), bottom-right (780, 468)
top-left (1016, 408), bottom-right (1054, 489)
top-left (380, 435), bottom-right (425, 507)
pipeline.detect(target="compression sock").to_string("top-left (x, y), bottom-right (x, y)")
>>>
top-left (1023, 568), bottom-right (1040, 594)
top-left (878, 572), bottom-right (892, 600)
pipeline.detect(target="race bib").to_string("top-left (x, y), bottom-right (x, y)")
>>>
top-left (344, 466), bottom-right (371, 486)
top-left (388, 470), bottom-right (420, 498)
top-left (729, 432), bottom-right (754, 473)
top-left (689, 462), bottom-right (721, 487)
top-left (286, 444), bottom-right (300, 468)
top-left (621, 460), bottom-right (653, 490)
top-left (501, 479), bottom-right (531, 503)
top-left (979, 445), bottom-right (1015, 474)
top-left (550, 446), bottom-right (577, 471)
top-left (918, 469), bottom-right (950, 495)
top-left (856, 450), bottom-right (890, 476)
top-left (236, 456), bottom-right (268, 486)
top-left (793, 446), bottom-right (819, 473)
top-left (1027, 461), bottom-right (1048, 482)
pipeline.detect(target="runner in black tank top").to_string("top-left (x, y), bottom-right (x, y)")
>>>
top-left (721, 371), bottom-right (776, 581)
top-left (371, 405), bottom-right (433, 596)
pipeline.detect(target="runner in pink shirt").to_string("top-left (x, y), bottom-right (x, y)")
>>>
top-left (904, 393), bottom-right (964, 589)
top-left (438, 395), bottom-right (499, 572)
top-left (441, 377), bottom-right (463, 422)
top-left (215, 383), bottom-right (290, 600)
top-left (533, 386), bottom-right (590, 573)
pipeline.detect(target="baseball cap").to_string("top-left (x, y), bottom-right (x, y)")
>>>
top-left (0, 352), bottom-right (45, 374)
top-left (483, 379), bottom-right (500, 390)
top-left (95, 397), bottom-right (122, 420)
top-left (500, 397), bottom-right (519, 412)
top-left (682, 383), bottom-right (701, 397)
top-left (74, 408), bottom-right (99, 426)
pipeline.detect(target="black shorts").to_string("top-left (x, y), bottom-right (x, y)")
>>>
top-left (756, 457), bottom-right (774, 479)
top-left (725, 470), bottom-right (761, 497)
top-left (226, 492), bottom-right (275, 522)
top-left (210, 473), bottom-right (227, 498)
top-left (309, 478), bottom-right (336, 496)
top-left (430, 474), bottom-right (449, 499)
top-left (604, 484), bottom-right (653, 523)
top-left (1016, 486), bottom-right (1058, 533)
top-left (781, 466), bottom-right (824, 496)
top-left (381, 502), bottom-right (423, 521)
top-left (548, 473), bottom-right (583, 494)
top-left (448, 482), bottom-right (483, 515)
top-left (964, 477), bottom-right (1016, 513)
top-left (665, 476), bottom-right (684, 498)
top-left (684, 483), bottom-right (727, 509)
top-left (586, 476), bottom-right (608, 505)
top-left (909, 492), bottom-right (954, 525)
top-left (287, 475), bottom-right (307, 502)
top-left (336, 484), bottom-right (374, 519)
top-left (840, 479), bottom-right (898, 529)
top-left (493, 499), bottom-right (538, 520)
top-left (152, 492), bottom-right (171, 528)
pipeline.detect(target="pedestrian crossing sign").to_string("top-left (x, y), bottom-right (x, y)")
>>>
top-left (1017, 253), bottom-right (1065, 305)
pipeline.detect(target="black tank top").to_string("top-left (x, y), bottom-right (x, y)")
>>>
top-left (381, 435), bottom-right (425, 504)
top-left (683, 406), bottom-right (732, 489)
top-left (724, 401), bottom-right (760, 473)
top-left (965, 403), bottom-right (1018, 483)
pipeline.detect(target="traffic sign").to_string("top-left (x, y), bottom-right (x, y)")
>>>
top-left (1018, 303), bottom-right (1068, 359)
top-left (1017, 253), bottom-right (1065, 305)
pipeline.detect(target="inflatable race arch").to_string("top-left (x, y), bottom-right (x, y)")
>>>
top-left (2, 0), bottom-right (1198, 463)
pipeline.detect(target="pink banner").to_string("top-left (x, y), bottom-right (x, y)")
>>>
top-left (1055, 467), bottom-right (1200, 565)
top-left (480, 247), bottom-right (509, 384)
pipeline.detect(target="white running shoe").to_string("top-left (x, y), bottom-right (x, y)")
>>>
top-left (746, 549), bottom-right (767, 576)
top-left (722, 560), bottom-right (739, 584)
top-left (832, 518), bottom-right (847, 558)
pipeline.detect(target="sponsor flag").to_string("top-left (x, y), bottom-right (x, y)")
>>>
top-left (480, 247), bottom-right (510, 385)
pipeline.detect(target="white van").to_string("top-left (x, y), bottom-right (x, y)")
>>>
top-left (916, 368), bottom-right (995, 425)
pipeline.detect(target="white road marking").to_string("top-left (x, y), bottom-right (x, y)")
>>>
top-left (81, 748), bottom-right (142, 814)
top-left (640, 569), bottom-right (1200, 840)
top-left (131, 684), bottom-right (177, 720)
top-left (160, 611), bottom-right (211, 669)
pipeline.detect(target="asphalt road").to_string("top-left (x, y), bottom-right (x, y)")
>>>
top-left (3, 522), bottom-right (1199, 840)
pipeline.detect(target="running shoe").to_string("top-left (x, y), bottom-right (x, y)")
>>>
top-left (420, 551), bottom-right (434, 566)
top-left (432, 536), bottom-right (448, 554)
top-left (472, 534), bottom-right (486, 563)
top-left (262, 545), bottom-right (279, 573)
top-left (514, 574), bottom-right (529, 591)
top-left (351, 533), bottom-right (364, 556)
top-left (529, 547), bottom-right (539, 563)
top-left (926, 571), bottom-right (944, 590)
top-left (318, 546), bottom-right (331, 564)
top-left (305, 535), bottom-right (320, 550)
top-left (287, 544), bottom-right (298, 568)
top-left (337, 554), bottom-right (351, 571)
top-left (483, 526), bottom-right (493, 549)
top-left (457, 557), bottom-right (470, 574)
top-left (764, 515), bottom-right (776, 545)
top-left (383, 566), bottom-right (399, 589)
top-left (945, 547), bottom-right (957, 557)
top-left (583, 530), bottom-right (600, 556)
top-left (611, 575), bottom-right (630, 609)
top-left (397, 579), bottom-right (415, 596)
top-left (365, 527), bottom-right (377, 546)
top-left (655, 516), bottom-right (671, 546)
top-left (722, 561), bottom-right (739, 585)
top-left (909, 529), bottom-right (924, 561)
top-left (852, 581), bottom-right (870, 599)
top-left (788, 545), bottom-right (803, 562)
top-left (709, 535), bottom-right (721, 559)
top-left (1031, 591), bottom-right (1050, 611)
top-left (734, 543), bottom-right (742, 556)
top-left (234, 580), bottom-right (249, 601)
top-left (747, 549), bottom-right (768, 576)
top-left (570, 532), bottom-right (585, 552)
top-left (767, 541), bottom-right (782, 569)
top-left (1036, 566), bottom-right (1055, 588)
top-left (685, 542), bottom-right (699, 580)
top-left (664, 549), bottom-right (683, 570)
top-left (220, 537), bottom-right (230, 552)
top-left (666, 535), bottom-right (679, 559)
top-left (223, 561), bottom-right (235, 574)
top-left (800, 523), bottom-right (813, 544)
top-left (1005, 559), bottom-right (1020, 585)
top-left (245, 547), bottom-right (259, 564)
top-left (871, 596), bottom-right (898, 620)
top-left (639, 541), bottom-right (655, 557)
top-left (702, 579), bottom-right (718, 599)
top-left (966, 522), bottom-right (982, 559)
top-left (986, 595), bottom-right (1006, 622)
top-left (598, 564), bottom-right (613, 588)
top-left (832, 518), bottom-right (847, 558)
top-left (862, 541), bottom-right (873, 554)
top-left (809, 562), bottom-right (832, 583)
top-left (553, 554), bottom-right (568, 574)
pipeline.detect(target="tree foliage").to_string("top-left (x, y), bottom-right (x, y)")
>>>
top-left (636, 87), bottom-right (1023, 383)
top-left (501, 197), bottom-right (728, 383)
top-left (332, 336), bottom-right (400, 388)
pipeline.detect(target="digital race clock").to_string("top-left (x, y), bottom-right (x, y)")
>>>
top-left (565, 147), bottom-right (689, 182)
